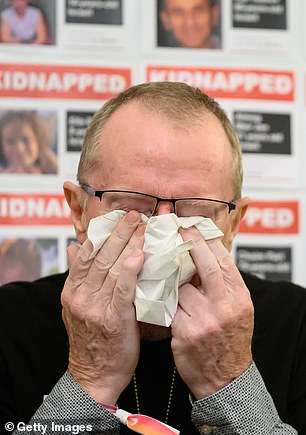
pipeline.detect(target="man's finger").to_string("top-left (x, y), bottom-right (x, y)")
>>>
top-left (180, 227), bottom-right (226, 301)
top-left (207, 238), bottom-right (252, 306)
top-left (111, 248), bottom-right (144, 311)
top-left (66, 239), bottom-right (94, 286)
top-left (67, 243), bottom-right (80, 268)
top-left (85, 211), bottom-right (141, 286)
top-left (102, 223), bottom-right (146, 304)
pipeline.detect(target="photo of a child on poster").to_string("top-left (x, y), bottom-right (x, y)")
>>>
top-left (0, 110), bottom-right (58, 175)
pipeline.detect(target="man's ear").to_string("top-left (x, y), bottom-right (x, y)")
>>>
top-left (223, 196), bottom-right (250, 252)
top-left (231, 196), bottom-right (251, 238)
top-left (63, 181), bottom-right (88, 243)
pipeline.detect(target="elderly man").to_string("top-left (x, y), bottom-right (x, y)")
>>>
top-left (0, 82), bottom-right (305, 434)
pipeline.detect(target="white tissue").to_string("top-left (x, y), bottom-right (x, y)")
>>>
top-left (87, 211), bottom-right (223, 327)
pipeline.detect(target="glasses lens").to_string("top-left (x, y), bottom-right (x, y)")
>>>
top-left (102, 191), bottom-right (157, 217)
top-left (176, 199), bottom-right (228, 222)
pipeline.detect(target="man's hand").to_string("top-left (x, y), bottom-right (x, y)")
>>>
top-left (61, 211), bottom-right (145, 405)
top-left (171, 226), bottom-right (254, 399)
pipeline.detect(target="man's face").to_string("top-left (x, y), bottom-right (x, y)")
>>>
top-left (161, 0), bottom-right (215, 48)
top-left (82, 101), bottom-right (239, 251)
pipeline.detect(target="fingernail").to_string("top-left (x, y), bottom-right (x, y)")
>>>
top-left (125, 210), bottom-right (140, 223)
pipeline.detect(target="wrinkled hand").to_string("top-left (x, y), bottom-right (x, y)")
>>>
top-left (171, 227), bottom-right (254, 399)
top-left (61, 211), bottom-right (145, 405)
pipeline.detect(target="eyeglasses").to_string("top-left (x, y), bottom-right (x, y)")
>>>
top-left (81, 184), bottom-right (236, 222)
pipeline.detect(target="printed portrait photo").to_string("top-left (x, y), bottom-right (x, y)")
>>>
top-left (0, 109), bottom-right (58, 175)
top-left (157, 0), bottom-right (222, 49)
top-left (0, 0), bottom-right (56, 45)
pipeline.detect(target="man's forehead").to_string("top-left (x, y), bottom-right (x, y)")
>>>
top-left (99, 104), bottom-right (229, 165)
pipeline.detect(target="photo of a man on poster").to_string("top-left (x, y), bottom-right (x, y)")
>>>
top-left (157, 0), bottom-right (222, 49)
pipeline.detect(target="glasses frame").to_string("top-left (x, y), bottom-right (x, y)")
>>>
top-left (80, 184), bottom-right (236, 217)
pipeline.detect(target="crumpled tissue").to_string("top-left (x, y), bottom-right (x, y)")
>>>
top-left (87, 210), bottom-right (223, 327)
